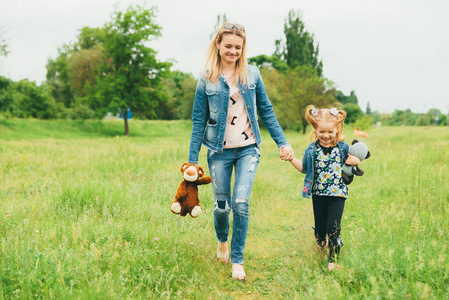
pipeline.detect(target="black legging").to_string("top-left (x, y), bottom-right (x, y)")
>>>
top-left (312, 195), bottom-right (346, 262)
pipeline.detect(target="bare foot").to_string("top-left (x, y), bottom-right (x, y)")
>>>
top-left (217, 242), bottom-right (229, 263)
top-left (231, 264), bottom-right (246, 281)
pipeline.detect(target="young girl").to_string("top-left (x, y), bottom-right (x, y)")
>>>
top-left (289, 105), bottom-right (360, 271)
top-left (188, 23), bottom-right (293, 281)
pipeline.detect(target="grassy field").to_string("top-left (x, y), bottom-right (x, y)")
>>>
top-left (0, 118), bottom-right (448, 299)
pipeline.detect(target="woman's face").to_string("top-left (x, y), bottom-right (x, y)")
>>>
top-left (316, 121), bottom-right (338, 147)
top-left (217, 33), bottom-right (244, 66)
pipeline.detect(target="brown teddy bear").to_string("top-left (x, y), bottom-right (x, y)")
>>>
top-left (170, 163), bottom-right (212, 218)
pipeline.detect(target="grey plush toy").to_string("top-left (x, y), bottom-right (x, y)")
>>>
top-left (342, 139), bottom-right (371, 184)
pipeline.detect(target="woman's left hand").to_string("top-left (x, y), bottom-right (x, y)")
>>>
top-left (280, 146), bottom-right (294, 161)
top-left (345, 154), bottom-right (360, 166)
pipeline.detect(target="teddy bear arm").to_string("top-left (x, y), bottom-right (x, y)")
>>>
top-left (352, 166), bottom-right (365, 176)
top-left (196, 176), bottom-right (212, 185)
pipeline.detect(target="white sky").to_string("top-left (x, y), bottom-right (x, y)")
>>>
top-left (1, 0), bottom-right (448, 113)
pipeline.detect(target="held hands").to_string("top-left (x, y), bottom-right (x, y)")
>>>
top-left (280, 146), bottom-right (294, 161)
top-left (281, 146), bottom-right (303, 172)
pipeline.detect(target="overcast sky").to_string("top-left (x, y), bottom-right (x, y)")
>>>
top-left (1, 0), bottom-right (448, 113)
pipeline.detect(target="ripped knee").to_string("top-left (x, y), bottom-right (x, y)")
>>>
top-left (214, 199), bottom-right (230, 213)
top-left (233, 198), bottom-right (249, 214)
top-left (235, 198), bottom-right (247, 204)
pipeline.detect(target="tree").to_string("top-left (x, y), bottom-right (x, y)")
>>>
top-left (342, 103), bottom-right (364, 124)
top-left (427, 108), bottom-right (441, 126)
top-left (386, 109), bottom-right (418, 126)
top-left (248, 54), bottom-right (290, 73)
top-left (160, 71), bottom-right (197, 120)
top-left (274, 10), bottom-right (323, 76)
top-left (334, 90), bottom-right (365, 123)
top-left (46, 27), bottom-right (106, 109)
top-left (366, 102), bottom-right (371, 115)
top-left (415, 113), bottom-right (432, 126)
top-left (334, 90), bottom-right (358, 105)
top-left (0, 76), bottom-right (13, 111)
top-left (94, 5), bottom-right (171, 135)
top-left (438, 113), bottom-right (447, 126)
top-left (353, 115), bottom-right (374, 131)
top-left (75, 26), bottom-right (106, 50)
top-left (0, 78), bottom-right (57, 119)
top-left (177, 75), bottom-right (197, 119)
top-left (260, 65), bottom-right (335, 133)
top-left (0, 26), bottom-right (8, 57)
top-left (46, 6), bottom-right (172, 125)
top-left (46, 45), bottom-right (76, 108)
top-left (67, 47), bottom-right (106, 98)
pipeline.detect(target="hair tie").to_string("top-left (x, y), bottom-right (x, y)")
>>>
top-left (330, 108), bottom-right (339, 116)
top-left (311, 108), bottom-right (319, 116)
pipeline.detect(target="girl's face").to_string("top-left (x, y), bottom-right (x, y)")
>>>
top-left (217, 33), bottom-right (244, 66)
top-left (316, 121), bottom-right (338, 147)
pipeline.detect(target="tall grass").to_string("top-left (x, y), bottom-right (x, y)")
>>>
top-left (0, 119), bottom-right (448, 299)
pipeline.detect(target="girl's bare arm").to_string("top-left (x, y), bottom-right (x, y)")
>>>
top-left (289, 157), bottom-right (303, 173)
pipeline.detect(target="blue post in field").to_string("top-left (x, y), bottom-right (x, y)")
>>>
top-left (118, 108), bottom-right (132, 119)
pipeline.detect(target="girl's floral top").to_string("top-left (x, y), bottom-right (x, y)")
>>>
top-left (313, 144), bottom-right (348, 198)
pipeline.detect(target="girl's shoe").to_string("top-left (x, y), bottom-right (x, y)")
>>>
top-left (217, 242), bottom-right (229, 263)
top-left (231, 264), bottom-right (246, 281)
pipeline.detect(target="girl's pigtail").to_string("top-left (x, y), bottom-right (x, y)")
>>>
top-left (305, 104), bottom-right (318, 141)
top-left (336, 109), bottom-right (347, 123)
top-left (305, 104), bottom-right (317, 126)
top-left (333, 108), bottom-right (347, 142)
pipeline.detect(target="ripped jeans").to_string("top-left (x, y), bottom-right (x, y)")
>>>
top-left (207, 144), bottom-right (260, 264)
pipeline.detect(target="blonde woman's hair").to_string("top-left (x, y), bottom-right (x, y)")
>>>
top-left (203, 24), bottom-right (248, 86)
top-left (305, 104), bottom-right (347, 146)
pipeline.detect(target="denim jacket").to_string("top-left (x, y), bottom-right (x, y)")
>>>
top-left (188, 65), bottom-right (289, 164)
top-left (301, 141), bottom-right (349, 198)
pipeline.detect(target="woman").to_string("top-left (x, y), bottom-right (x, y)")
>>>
top-left (188, 23), bottom-right (293, 281)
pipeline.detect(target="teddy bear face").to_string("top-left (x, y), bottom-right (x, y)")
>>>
top-left (348, 139), bottom-right (370, 162)
top-left (181, 163), bottom-right (204, 182)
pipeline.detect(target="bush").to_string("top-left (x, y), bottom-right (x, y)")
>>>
top-left (70, 103), bottom-right (96, 119)
top-left (353, 115), bottom-right (374, 131)
top-left (13, 81), bottom-right (57, 119)
top-left (0, 79), bottom-right (58, 119)
top-left (342, 103), bottom-right (364, 124)
top-left (438, 114), bottom-right (447, 126)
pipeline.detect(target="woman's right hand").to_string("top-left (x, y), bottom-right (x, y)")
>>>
top-left (280, 146), bottom-right (294, 161)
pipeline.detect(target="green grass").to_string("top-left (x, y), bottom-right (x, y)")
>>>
top-left (0, 118), bottom-right (448, 299)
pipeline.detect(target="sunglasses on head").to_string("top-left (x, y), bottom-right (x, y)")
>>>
top-left (223, 23), bottom-right (245, 31)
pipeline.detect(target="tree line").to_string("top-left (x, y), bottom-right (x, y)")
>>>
top-left (0, 6), bottom-right (446, 135)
